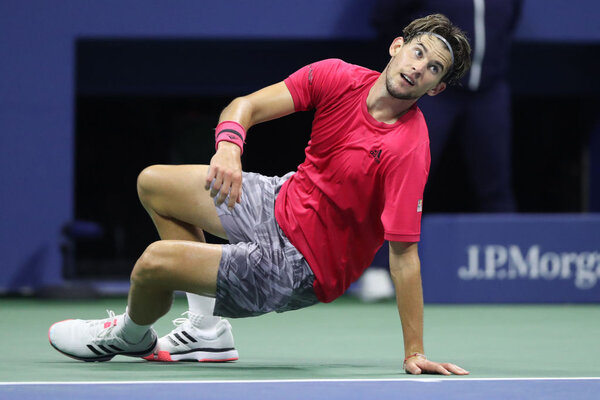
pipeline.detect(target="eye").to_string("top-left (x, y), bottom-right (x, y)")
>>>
top-left (429, 65), bottom-right (439, 74)
top-left (414, 48), bottom-right (422, 58)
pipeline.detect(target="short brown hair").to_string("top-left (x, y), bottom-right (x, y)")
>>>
top-left (403, 14), bottom-right (471, 85)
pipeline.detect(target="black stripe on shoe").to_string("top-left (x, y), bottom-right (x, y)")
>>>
top-left (87, 345), bottom-right (103, 356)
top-left (97, 345), bottom-right (114, 354)
top-left (122, 336), bottom-right (158, 357)
top-left (109, 345), bottom-right (124, 352)
top-left (174, 333), bottom-right (188, 344)
top-left (173, 347), bottom-right (236, 355)
top-left (181, 331), bottom-right (198, 343)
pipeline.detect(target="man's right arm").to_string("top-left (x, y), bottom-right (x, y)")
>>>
top-left (206, 82), bottom-right (296, 208)
top-left (219, 81), bottom-right (296, 128)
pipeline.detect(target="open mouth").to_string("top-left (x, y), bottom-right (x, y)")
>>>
top-left (401, 73), bottom-right (415, 86)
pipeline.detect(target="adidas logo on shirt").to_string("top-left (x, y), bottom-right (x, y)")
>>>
top-left (369, 149), bottom-right (382, 163)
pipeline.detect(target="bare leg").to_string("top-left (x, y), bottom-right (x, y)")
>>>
top-left (128, 240), bottom-right (222, 324)
top-left (48, 165), bottom-right (232, 362)
top-left (137, 164), bottom-right (227, 241)
top-left (131, 164), bottom-right (227, 324)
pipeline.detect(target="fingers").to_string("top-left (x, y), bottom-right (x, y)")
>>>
top-left (441, 363), bottom-right (470, 375)
top-left (405, 359), bottom-right (469, 376)
top-left (205, 166), bottom-right (216, 191)
top-left (217, 172), bottom-right (232, 205)
top-left (228, 174), bottom-right (242, 209)
top-left (431, 362), bottom-right (451, 376)
top-left (408, 360), bottom-right (449, 375)
top-left (206, 166), bottom-right (242, 209)
top-left (404, 363), bottom-right (422, 375)
top-left (207, 143), bottom-right (243, 209)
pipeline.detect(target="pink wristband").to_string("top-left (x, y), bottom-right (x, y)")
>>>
top-left (215, 121), bottom-right (246, 154)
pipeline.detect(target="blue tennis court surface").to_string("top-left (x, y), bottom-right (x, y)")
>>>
top-left (2, 378), bottom-right (599, 400)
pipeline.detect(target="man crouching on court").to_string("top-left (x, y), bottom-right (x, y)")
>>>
top-left (49, 14), bottom-right (471, 375)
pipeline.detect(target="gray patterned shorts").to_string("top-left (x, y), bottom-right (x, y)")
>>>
top-left (212, 171), bottom-right (319, 318)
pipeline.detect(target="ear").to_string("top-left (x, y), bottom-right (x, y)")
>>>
top-left (389, 37), bottom-right (404, 57)
top-left (427, 81), bottom-right (447, 97)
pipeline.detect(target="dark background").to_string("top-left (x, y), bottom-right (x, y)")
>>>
top-left (73, 39), bottom-right (600, 278)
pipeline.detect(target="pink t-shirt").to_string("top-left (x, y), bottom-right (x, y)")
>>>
top-left (275, 59), bottom-right (430, 303)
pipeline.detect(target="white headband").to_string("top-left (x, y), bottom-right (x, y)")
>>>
top-left (416, 32), bottom-right (454, 69)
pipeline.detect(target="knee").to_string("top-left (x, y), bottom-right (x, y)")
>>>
top-left (131, 241), bottom-right (175, 286)
top-left (137, 165), bottom-right (162, 206)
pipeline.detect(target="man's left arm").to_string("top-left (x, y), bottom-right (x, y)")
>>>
top-left (389, 240), bottom-right (469, 375)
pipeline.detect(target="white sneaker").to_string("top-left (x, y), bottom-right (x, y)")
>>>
top-left (48, 310), bottom-right (157, 362)
top-left (144, 311), bottom-right (238, 362)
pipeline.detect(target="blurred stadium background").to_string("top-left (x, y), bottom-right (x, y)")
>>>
top-left (1, 0), bottom-right (599, 303)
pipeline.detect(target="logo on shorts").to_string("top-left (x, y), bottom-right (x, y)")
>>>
top-left (417, 199), bottom-right (423, 212)
top-left (369, 149), bottom-right (382, 163)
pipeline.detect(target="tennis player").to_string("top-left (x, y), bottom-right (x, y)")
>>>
top-left (49, 14), bottom-right (471, 375)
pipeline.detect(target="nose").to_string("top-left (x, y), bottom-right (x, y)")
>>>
top-left (412, 59), bottom-right (427, 76)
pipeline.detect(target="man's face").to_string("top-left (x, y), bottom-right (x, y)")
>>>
top-left (385, 34), bottom-right (452, 100)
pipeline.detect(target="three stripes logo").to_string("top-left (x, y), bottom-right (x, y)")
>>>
top-left (85, 317), bottom-right (125, 356)
top-left (86, 343), bottom-right (124, 356)
top-left (168, 331), bottom-right (198, 346)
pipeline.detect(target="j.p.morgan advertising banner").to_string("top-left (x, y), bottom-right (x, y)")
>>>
top-left (419, 214), bottom-right (600, 303)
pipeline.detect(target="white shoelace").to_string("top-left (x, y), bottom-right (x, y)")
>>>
top-left (169, 311), bottom-right (229, 342)
top-left (171, 311), bottom-right (193, 331)
top-left (93, 310), bottom-right (120, 340)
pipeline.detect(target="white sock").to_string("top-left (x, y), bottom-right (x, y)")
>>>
top-left (120, 311), bottom-right (152, 344)
top-left (186, 293), bottom-right (221, 328)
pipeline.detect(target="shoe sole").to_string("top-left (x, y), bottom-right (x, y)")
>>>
top-left (48, 320), bottom-right (157, 362)
top-left (144, 349), bottom-right (239, 362)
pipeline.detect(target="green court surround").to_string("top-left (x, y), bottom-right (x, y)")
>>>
top-left (1, 296), bottom-right (599, 382)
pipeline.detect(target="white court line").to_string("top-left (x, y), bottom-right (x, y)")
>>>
top-left (1, 377), bottom-right (600, 386)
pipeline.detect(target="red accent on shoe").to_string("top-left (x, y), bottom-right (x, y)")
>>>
top-left (156, 351), bottom-right (174, 362)
top-left (103, 318), bottom-right (118, 329)
top-left (142, 352), bottom-right (238, 363)
top-left (198, 357), bottom-right (239, 363)
top-left (142, 351), bottom-right (176, 362)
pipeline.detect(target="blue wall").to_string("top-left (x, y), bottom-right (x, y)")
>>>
top-left (514, 0), bottom-right (600, 42)
top-left (420, 215), bottom-right (600, 303)
top-left (1, 0), bottom-right (599, 292)
top-left (0, 0), bottom-right (374, 293)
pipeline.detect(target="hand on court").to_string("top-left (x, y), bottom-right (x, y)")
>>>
top-left (206, 142), bottom-right (243, 209)
top-left (404, 356), bottom-right (469, 375)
